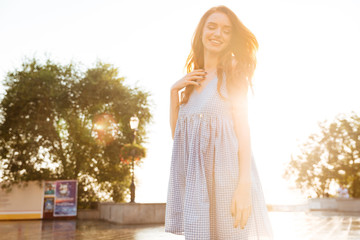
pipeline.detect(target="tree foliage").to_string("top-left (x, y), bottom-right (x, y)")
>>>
top-left (0, 58), bottom-right (152, 207)
top-left (283, 111), bottom-right (360, 198)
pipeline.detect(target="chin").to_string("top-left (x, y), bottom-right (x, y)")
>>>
top-left (204, 44), bottom-right (227, 55)
top-left (205, 46), bottom-right (225, 55)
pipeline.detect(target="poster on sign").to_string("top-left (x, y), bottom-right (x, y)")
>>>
top-left (44, 181), bottom-right (55, 196)
top-left (44, 198), bottom-right (54, 213)
top-left (54, 180), bottom-right (77, 217)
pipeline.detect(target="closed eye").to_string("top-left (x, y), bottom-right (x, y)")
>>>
top-left (207, 23), bottom-right (217, 30)
top-left (223, 27), bottom-right (232, 34)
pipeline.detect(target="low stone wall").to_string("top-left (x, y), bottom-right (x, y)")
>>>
top-left (269, 204), bottom-right (309, 212)
top-left (99, 203), bottom-right (166, 224)
top-left (337, 199), bottom-right (360, 212)
top-left (76, 199), bottom-right (360, 223)
top-left (308, 198), bottom-right (338, 211)
top-left (308, 198), bottom-right (360, 212)
top-left (77, 209), bottom-right (100, 220)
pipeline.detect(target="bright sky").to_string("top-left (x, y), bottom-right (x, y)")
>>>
top-left (1, 0), bottom-right (360, 205)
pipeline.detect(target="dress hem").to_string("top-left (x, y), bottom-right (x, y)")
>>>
top-left (165, 228), bottom-right (185, 236)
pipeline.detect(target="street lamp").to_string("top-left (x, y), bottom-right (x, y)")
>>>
top-left (130, 116), bottom-right (139, 143)
top-left (129, 115), bottom-right (139, 203)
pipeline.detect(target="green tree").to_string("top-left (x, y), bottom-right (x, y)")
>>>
top-left (283, 111), bottom-right (360, 198)
top-left (0, 57), bottom-right (152, 207)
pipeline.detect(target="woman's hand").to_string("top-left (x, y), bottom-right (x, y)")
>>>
top-left (231, 181), bottom-right (252, 229)
top-left (170, 69), bottom-right (206, 93)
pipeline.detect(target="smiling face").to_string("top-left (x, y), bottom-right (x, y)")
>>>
top-left (202, 11), bottom-right (232, 56)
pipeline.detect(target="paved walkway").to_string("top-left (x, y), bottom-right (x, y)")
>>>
top-left (1, 211), bottom-right (360, 239)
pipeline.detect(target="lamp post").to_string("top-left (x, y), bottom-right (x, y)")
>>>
top-left (129, 115), bottom-right (139, 203)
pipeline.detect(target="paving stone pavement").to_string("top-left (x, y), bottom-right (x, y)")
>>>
top-left (1, 211), bottom-right (360, 240)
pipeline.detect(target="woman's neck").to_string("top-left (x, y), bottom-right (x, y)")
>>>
top-left (204, 50), bottom-right (218, 72)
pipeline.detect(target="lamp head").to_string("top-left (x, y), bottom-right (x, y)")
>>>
top-left (130, 115), bottom-right (139, 130)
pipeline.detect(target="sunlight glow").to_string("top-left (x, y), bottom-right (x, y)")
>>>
top-left (0, 0), bottom-right (360, 205)
top-left (91, 113), bottom-right (118, 146)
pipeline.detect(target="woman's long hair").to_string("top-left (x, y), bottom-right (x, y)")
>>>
top-left (180, 5), bottom-right (258, 105)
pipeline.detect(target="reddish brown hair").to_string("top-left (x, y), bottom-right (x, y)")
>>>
top-left (180, 5), bottom-right (258, 105)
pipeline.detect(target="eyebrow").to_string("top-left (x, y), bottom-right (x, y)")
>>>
top-left (207, 21), bottom-right (232, 28)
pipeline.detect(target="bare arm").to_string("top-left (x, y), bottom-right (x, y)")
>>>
top-left (170, 89), bottom-right (180, 140)
top-left (230, 58), bottom-right (252, 185)
top-left (169, 69), bottom-right (206, 139)
top-left (231, 92), bottom-right (251, 185)
top-left (231, 90), bottom-right (253, 229)
top-left (230, 59), bottom-right (253, 230)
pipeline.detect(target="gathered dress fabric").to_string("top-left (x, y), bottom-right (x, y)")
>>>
top-left (165, 75), bottom-right (274, 240)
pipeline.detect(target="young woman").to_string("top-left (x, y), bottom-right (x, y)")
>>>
top-left (165, 5), bottom-right (274, 240)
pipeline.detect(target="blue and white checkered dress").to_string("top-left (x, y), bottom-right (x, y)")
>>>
top-left (165, 76), bottom-right (274, 240)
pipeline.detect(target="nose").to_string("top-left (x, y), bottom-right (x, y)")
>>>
top-left (214, 27), bottom-right (221, 37)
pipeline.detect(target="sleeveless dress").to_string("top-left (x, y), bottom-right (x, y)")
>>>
top-left (165, 75), bottom-right (274, 240)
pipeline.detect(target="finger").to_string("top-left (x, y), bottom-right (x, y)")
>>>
top-left (235, 208), bottom-right (241, 228)
top-left (231, 198), bottom-right (236, 217)
top-left (186, 76), bottom-right (205, 83)
top-left (191, 69), bottom-right (206, 72)
top-left (187, 75), bottom-right (205, 81)
top-left (191, 70), bottom-right (206, 75)
top-left (185, 80), bottom-right (201, 86)
top-left (240, 210), bottom-right (248, 229)
top-left (240, 206), bottom-right (252, 229)
top-left (240, 210), bottom-right (246, 229)
top-left (187, 74), bottom-right (206, 81)
top-left (189, 71), bottom-right (207, 77)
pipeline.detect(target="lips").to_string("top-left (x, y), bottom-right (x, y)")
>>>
top-left (209, 39), bottom-right (223, 46)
